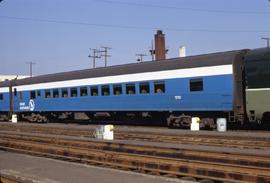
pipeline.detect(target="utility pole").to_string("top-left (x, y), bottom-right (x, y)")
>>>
top-left (262, 37), bottom-right (270, 48)
top-left (136, 53), bottom-right (147, 63)
top-left (88, 48), bottom-right (100, 68)
top-left (99, 46), bottom-right (112, 67)
top-left (26, 61), bottom-right (36, 77)
top-left (149, 40), bottom-right (155, 61)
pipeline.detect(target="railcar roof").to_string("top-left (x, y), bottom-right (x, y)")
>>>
top-left (245, 47), bottom-right (270, 62)
top-left (0, 49), bottom-right (247, 87)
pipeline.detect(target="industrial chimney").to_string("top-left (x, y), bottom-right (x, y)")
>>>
top-left (154, 30), bottom-right (167, 60)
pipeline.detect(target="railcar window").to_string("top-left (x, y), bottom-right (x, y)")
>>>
top-left (190, 78), bottom-right (203, 92)
top-left (80, 87), bottom-right (88, 96)
top-left (71, 88), bottom-right (78, 97)
top-left (45, 90), bottom-right (51, 98)
top-left (36, 90), bottom-right (41, 97)
top-left (30, 91), bottom-right (36, 99)
top-left (0, 93), bottom-right (3, 100)
top-left (53, 89), bottom-right (59, 98)
top-left (139, 82), bottom-right (150, 94)
top-left (61, 88), bottom-right (68, 98)
top-left (154, 81), bottom-right (165, 93)
top-left (19, 92), bottom-right (23, 100)
top-left (126, 83), bottom-right (135, 95)
top-left (113, 85), bottom-right (122, 95)
top-left (246, 60), bottom-right (270, 88)
top-left (102, 85), bottom-right (110, 96)
top-left (90, 86), bottom-right (98, 96)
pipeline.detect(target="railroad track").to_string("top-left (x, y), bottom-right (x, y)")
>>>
top-left (1, 124), bottom-right (270, 150)
top-left (0, 173), bottom-right (32, 183)
top-left (0, 131), bottom-right (270, 183)
top-left (0, 175), bottom-right (21, 183)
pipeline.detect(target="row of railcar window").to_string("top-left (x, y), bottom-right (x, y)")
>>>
top-left (0, 78), bottom-right (203, 101)
top-left (29, 81), bottom-right (166, 99)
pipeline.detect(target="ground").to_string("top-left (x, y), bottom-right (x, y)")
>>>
top-left (0, 150), bottom-right (195, 183)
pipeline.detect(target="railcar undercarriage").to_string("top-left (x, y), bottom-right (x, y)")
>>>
top-left (0, 110), bottom-right (268, 130)
top-left (16, 111), bottom-right (167, 126)
top-left (0, 113), bottom-right (9, 121)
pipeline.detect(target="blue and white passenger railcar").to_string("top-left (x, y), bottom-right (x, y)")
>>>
top-left (0, 49), bottom-right (247, 127)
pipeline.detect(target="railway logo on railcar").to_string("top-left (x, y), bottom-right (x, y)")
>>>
top-left (19, 99), bottom-right (35, 111)
top-left (29, 99), bottom-right (35, 111)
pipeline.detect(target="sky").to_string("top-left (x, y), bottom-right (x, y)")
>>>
top-left (0, 0), bottom-right (270, 76)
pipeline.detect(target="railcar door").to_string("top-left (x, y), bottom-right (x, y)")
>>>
top-left (8, 82), bottom-right (13, 118)
top-left (8, 80), bottom-right (20, 118)
top-left (12, 87), bottom-right (20, 112)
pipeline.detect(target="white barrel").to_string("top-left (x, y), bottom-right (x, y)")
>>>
top-left (103, 125), bottom-right (114, 140)
top-left (190, 117), bottom-right (200, 131)
top-left (95, 125), bottom-right (114, 140)
top-left (95, 125), bottom-right (105, 139)
top-left (217, 118), bottom-right (227, 132)
top-left (11, 114), bottom-right (17, 123)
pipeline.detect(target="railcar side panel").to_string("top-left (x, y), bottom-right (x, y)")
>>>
top-left (13, 74), bottom-right (233, 113)
top-left (245, 48), bottom-right (270, 122)
top-left (0, 92), bottom-right (10, 112)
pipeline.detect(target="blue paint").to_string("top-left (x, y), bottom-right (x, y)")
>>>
top-left (0, 74), bottom-right (233, 113)
top-left (0, 93), bottom-right (10, 111)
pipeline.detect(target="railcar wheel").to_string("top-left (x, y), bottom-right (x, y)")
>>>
top-left (30, 114), bottom-right (38, 122)
top-left (36, 114), bottom-right (48, 123)
top-left (0, 114), bottom-right (8, 121)
top-left (200, 118), bottom-right (216, 130)
top-left (167, 114), bottom-right (191, 128)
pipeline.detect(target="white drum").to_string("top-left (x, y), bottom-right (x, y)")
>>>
top-left (95, 125), bottom-right (105, 139)
top-left (217, 118), bottom-right (227, 132)
top-left (95, 125), bottom-right (114, 140)
top-left (103, 125), bottom-right (114, 140)
top-left (191, 117), bottom-right (200, 131)
top-left (11, 114), bottom-right (18, 123)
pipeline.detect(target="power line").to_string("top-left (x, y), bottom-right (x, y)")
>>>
top-left (0, 15), bottom-right (269, 33)
top-left (94, 0), bottom-right (270, 15)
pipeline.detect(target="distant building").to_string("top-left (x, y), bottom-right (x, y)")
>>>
top-left (0, 75), bottom-right (29, 82)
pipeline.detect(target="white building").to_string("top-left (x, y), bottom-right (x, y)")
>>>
top-left (0, 75), bottom-right (29, 82)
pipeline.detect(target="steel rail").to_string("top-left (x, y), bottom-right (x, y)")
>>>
top-left (0, 174), bottom-right (33, 183)
top-left (0, 132), bottom-right (269, 169)
top-left (0, 133), bottom-right (270, 182)
top-left (0, 124), bottom-right (270, 150)
top-left (0, 141), bottom-right (268, 183)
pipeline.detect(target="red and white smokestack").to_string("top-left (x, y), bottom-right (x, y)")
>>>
top-left (154, 30), bottom-right (167, 60)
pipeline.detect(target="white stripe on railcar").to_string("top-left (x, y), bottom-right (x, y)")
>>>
top-left (246, 88), bottom-right (270, 91)
top-left (0, 87), bottom-right (9, 93)
top-left (0, 64), bottom-right (232, 92)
